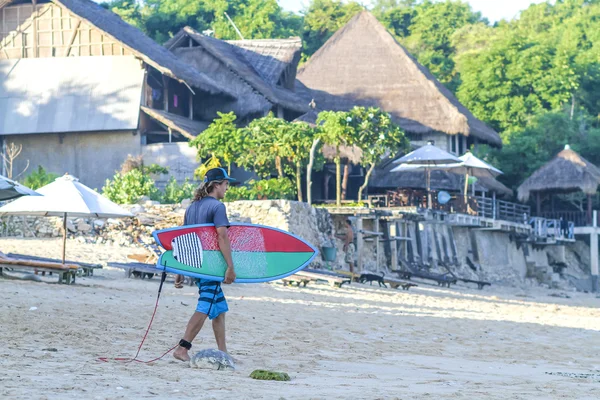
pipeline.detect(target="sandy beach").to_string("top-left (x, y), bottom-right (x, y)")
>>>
top-left (1, 237), bottom-right (600, 399)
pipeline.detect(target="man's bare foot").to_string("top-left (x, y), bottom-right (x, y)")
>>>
top-left (173, 347), bottom-right (190, 362)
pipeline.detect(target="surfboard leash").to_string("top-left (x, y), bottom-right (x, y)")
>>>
top-left (98, 271), bottom-right (178, 364)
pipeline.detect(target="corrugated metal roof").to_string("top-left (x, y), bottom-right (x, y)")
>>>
top-left (0, 56), bottom-right (144, 135)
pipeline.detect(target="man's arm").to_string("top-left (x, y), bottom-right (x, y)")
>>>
top-left (217, 226), bottom-right (236, 284)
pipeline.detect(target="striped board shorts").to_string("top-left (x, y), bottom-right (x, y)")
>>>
top-left (196, 279), bottom-right (228, 320)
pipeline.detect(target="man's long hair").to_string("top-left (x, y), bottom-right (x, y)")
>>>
top-left (193, 180), bottom-right (225, 202)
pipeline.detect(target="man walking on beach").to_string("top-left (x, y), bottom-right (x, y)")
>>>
top-left (173, 168), bottom-right (237, 362)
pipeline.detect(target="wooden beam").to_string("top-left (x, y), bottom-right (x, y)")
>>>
top-left (64, 19), bottom-right (81, 57)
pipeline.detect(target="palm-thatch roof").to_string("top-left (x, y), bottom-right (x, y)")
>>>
top-left (141, 106), bottom-right (209, 140)
top-left (164, 27), bottom-right (307, 115)
top-left (227, 38), bottom-right (302, 87)
top-left (517, 145), bottom-right (600, 201)
top-left (45, 0), bottom-right (234, 98)
top-left (296, 11), bottom-right (501, 147)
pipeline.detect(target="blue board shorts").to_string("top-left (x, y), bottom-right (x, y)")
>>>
top-left (196, 279), bottom-right (229, 320)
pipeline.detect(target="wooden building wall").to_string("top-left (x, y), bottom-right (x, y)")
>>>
top-left (0, 2), bottom-right (132, 59)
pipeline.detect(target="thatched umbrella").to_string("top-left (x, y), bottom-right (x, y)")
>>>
top-left (517, 145), bottom-right (600, 223)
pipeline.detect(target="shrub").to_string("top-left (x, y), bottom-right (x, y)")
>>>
top-left (102, 169), bottom-right (160, 204)
top-left (224, 178), bottom-right (296, 202)
top-left (22, 166), bottom-right (59, 190)
top-left (161, 177), bottom-right (197, 204)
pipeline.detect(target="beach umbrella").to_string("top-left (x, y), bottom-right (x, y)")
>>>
top-left (391, 142), bottom-right (462, 208)
top-left (0, 174), bottom-right (41, 200)
top-left (0, 174), bottom-right (133, 263)
top-left (457, 151), bottom-right (502, 198)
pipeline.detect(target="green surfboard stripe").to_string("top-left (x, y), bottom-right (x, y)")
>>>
top-left (160, 250), bottom-right (313, 279)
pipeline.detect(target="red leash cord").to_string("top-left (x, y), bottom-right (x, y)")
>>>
top-left (98, 272), bottom-right (177, 364)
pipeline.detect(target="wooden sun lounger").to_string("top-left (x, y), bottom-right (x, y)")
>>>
top-left (295, 270), bottom-right (351, 288)
top-left (107, 262), bottom-right (195, 286)
top-left (458, 278), bottom-right (491, 290)
top-left (107, 262), bottom-right (158, 279)
top-left (0, 256), bottom-right (79, 284)
top-left (7, 253), bottom-right (102, 277)
top-left (395, 269), bottom-right (457, 288)
top-left (280, 274), bottom-right (315, 287)
top-left (384, 276), bottom-right (418, 290)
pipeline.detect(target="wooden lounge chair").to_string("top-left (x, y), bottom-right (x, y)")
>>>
top-left (296, 270), bottom-right (351, 288)
top-left (280, 274), bottom-right (315, 287)
top-left (457, 278), bottom-right (491, 290)
top-left (107, 262), bottom-right (195, 285)
top-left (6, 253), bottom-right (101, 277)
top-left (384, 276), bottom-right (418, 290)
top-left (0, 252), bottom-right (79, 284)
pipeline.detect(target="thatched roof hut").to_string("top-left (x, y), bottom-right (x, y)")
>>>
top-left (296, 11), bottom-right (501, 147)
top-left (164, 27), bottom-right (307, 119)
top-left (226, 38), bottom-right (302, 89)
top-left (517, 145), bottom-right (600, 202)
top-left (47, 0), bottom-right (235, 98)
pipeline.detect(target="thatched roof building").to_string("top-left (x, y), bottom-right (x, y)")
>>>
top-left (49, 0), bottom-right (235, 98)
top-left (296, 11), bottom-right (501, 148)
top-left (164, 27), bottom-right (307, 120)
top-left (517, 145), bottom-right (600, 202)
top-left (226, 38), bottom-right (302, 89)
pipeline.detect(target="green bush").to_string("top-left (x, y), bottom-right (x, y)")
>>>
top-left (224, 185), bottom-right (255, 202)
top-left (102, 169), bottom-right (160, 204)
top-left (224, 178), bottom-right (296, 202)
top-left (161, 177), bottom-right (196, 204)
top-left (23, 166), bottom-right (59, 190)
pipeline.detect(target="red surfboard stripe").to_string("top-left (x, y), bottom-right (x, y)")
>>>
top-left (156, 225), bottom-right (314, 253)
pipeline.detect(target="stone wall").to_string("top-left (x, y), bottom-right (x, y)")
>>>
top-left (0, 200), bottom-right (595, 290)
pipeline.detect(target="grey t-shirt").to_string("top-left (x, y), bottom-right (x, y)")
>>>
top-left (184, 197), bottom-right (230, 227)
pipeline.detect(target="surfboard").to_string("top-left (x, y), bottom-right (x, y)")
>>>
top-left (152, 223), bottom-right (319, 283)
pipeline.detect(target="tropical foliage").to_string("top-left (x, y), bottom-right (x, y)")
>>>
top-left (102, 0), bottom-right (600, 193)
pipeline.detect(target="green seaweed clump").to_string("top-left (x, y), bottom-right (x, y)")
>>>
top-left (250, 369), bottom-right (291, 381)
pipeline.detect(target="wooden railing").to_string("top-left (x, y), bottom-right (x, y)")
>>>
top-left (536, 211), bottom-right (599, 227)
top-left (473, 196), bottom-right (530, 223)
top-left (529, 217), bottom-right (575, 240)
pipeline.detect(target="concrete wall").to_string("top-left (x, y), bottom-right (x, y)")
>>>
top-left (3, 130), bottom-right (141, 190)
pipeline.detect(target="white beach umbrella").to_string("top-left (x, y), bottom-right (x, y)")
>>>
top-left (391, 142), bottom-right (462, 208)
top-left (0, 174), bottom-right (133, 263)
top-left (392, 150), bottom-right (503, 203)
top-left (0, 174), bottom-right (41, 200)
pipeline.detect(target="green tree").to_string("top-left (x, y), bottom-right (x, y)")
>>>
top-left (237, 114), bottom-right (321, 201)
top-left (190, 112), bottom-right (244, 175)
top-left (347, 107), bottom-right (409, 201)
top-left (317, 110), bottom-right (357, 206)
top-left (454, 0), bottom-right (600, 139)
top-left (302, 0), bottom-right (364, 58)
top-left (486, 110), bottom-right (600, 191)
top-left (101, 0), bottom-right (143, 29)
top-left (280, 122), bottom-right (322, 202)
top-left (237, 113), bottom-right (288, 178)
